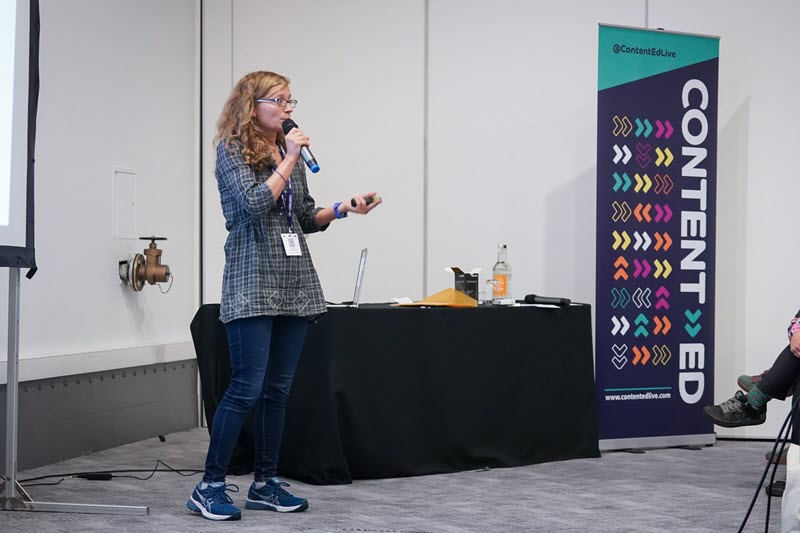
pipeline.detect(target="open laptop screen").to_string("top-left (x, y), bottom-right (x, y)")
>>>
top-left (352, 248), bottom-right (368, 308)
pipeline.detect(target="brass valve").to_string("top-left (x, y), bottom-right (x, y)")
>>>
top-left (119, 236), bottom-right (171, 292)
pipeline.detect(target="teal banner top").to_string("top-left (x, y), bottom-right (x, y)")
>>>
top-left (598, 25), bottom-right (719, 91)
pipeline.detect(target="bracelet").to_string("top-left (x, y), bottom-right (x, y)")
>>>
top-left (274, 169), bottom-right (288, 183)
top-left (333, 201), bottom-right (348, 219)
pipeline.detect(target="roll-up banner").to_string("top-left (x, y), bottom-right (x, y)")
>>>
top-left (595, 25), bottom-right (719, 449)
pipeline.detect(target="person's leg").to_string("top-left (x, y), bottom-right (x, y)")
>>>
top-left (705, 345), bottom-right (800, 428)
top-left (247, 315), bottom-right (309, 513)
top-left (188, 316), bottom-right (273, 520)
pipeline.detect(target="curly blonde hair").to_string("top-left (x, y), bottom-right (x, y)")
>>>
top-left (214, 71), bottom-right (291, 170)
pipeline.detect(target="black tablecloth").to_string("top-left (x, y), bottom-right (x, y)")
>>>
top-left (191, 304), bottom-right (600, 484)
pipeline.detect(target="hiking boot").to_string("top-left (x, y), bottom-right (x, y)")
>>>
top-left (738, 370), bottom-right (769, 393)
top-left (245, 478), bottom-right (308, 513)
top-left (738, 369), bottom-right (793, 397)
top-left (702, 390), bottom-right (766, 428)
top-left (187, 481), bottom-right (241, 521)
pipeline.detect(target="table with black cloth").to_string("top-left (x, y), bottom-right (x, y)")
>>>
top-left (191, 303), bottom-right (600, 485)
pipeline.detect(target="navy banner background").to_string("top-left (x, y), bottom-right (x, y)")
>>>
top-left (596, 26), bottom-right (719, 443)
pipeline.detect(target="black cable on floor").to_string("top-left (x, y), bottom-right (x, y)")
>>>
top-left (18, 460), bottom-right (203, 485)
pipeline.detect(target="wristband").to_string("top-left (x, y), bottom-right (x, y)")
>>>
top-left (274, 169), bottom-right (288, 183)
top-left (333, 201), bottom-right (348, 219)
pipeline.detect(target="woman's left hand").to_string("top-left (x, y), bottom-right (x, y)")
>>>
top-left (347, 192), bottom-right (382, 215)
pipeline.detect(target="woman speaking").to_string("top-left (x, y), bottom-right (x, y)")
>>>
top-left (187, 71), bottom-right (381, 521)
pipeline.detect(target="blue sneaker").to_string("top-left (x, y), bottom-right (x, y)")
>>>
top-left (187, 481), bottom-right (241, 521)
top-left (245, 478), bottom-right (309, 513)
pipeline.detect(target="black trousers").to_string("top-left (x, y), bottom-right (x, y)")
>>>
top-left (757, 344), bottom-right (800, 444)
top-left (759, 345), bottom-right (800, 400)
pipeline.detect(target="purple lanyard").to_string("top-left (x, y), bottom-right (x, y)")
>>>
top-left (276, 145), bottom-right (294, 231)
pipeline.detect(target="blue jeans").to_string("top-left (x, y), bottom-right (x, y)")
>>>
top-left (203, 315), bottom-right (308, 482)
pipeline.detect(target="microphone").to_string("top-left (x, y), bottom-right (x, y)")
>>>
top-left (350, 196), bottom-right (381, 208)
top-left (282, 119), bottom-right (320, 173)
top-left (523, 294), bottom-right (571, 306)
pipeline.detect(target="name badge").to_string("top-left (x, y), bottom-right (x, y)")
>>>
top-left (281, 233), bottom-right (302, 256)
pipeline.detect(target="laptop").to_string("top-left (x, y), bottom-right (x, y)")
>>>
top-left (333, 248), bottom-right (367, 308)
top-left (351, 248), bottom-right (368, 308)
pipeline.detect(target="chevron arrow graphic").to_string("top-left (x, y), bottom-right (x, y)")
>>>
top-left (655, 147), bottom-right (664, 166)
top-left (664, 120), bottom-right (674, 139)
top-left (640, 346), bottom-right (651, 365)
top-left (634, 313), bottom-right (649, 337)
top-left (612, 316), bottom-right (621, 335)
top-left (635, 118), bottom-right (644, 137)
top-left (634, 173), bottom-right (644, 193)
top-left (653, 173), bottom-right (663, 194)
top-left (662, 259), bottom-right (672, 278)
top-left (641, 259), bottom-right (651, 278)
top-left (663, 204), bottom-right (672, 222)
top-left (641, 287), bottom-right (651, 308)
top-left (642, 173), bottom-right (651, 193)
top-left (612, 344), bottom-right (627, 357)
top-left (614, 256), bottom-right (629, 280)
top-left (632, 287), bottom-right (643, 308)
top-left (652, 345), bottom-right (664, 365)
top-left (685, 323), bottom-right (702, 337)
top-left (641, 232), bottom-right (651, 250)
top-left (662, 174), bottom-right (673, 194)
top-left (611, 287), bottom-right (621, 308)
top-left (632, 346), bottom-right (643, 365)
top-left (633, 259), bottom-right (642, 278)
top-left (642, 203), bottom-right (652, 222)
top-left (685, 309), bottom-right (702, 323)
top-left (633, 231), bottom-right (644, 250)
top-left (654, 204), bottom-right (664, 222)
top-left (613, 116), bottom-right (623, 136)
top-left (620, 202), bottom-right (632, 222)
top-left (662, 232), bottom-right (672, 250)
top-left (661, 316), bottom-right (671, 334)
top-left (622, 116), bottom-right (633, 137)
top-left (612, 230), bottom-right (622, 250)
top-left (612, 354), bottom-right (628, 370)
top-left (613, 172), bottom-right (622, 192)
top-left (653, 316), bottom-right (662, 335)
top-left (654, 259), bottom-right (663, 278)
top-left (621, 173), bottom-right (631, 191)
top-left (655, 285), bottom-right (670, 309)
top-left (654, 232), bottom-right (663, 251)
top-left (655, 120), bottom-right (665, 139)
top-left (652, 345), bottom-right (672, 365)
top-left (643, 119), bottom-right (652, 138)
top-left (634, 203), bottom-right (643, 222)
top-left (622, 145), bottom-right (632, 164)
top-left (664, 148), bottom-right (673, 166)
top-left (613, 144), bottom-right (623, 164)
top-left (619, 288), bottom-right (631, 308)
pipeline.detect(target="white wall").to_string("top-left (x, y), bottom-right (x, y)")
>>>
top-left (0, 0), bottom-right (199, 382)
top-left (202, 0), bottom-right (425, 305)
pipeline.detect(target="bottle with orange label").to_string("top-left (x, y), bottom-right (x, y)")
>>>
top-left (492, 244), bottom-right (511, 301)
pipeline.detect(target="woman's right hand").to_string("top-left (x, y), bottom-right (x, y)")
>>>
top-left (284, 127), bottom-right (310, 158)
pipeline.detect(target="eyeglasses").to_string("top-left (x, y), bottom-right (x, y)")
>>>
top-left (255, 97), bottom-right (297, 109)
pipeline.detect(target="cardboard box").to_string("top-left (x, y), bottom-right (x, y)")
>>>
top-left (448, 267), bottom-right (480, 301)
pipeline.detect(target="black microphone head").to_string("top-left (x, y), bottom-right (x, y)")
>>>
top-left (282, 119), bottom-right (298, 135)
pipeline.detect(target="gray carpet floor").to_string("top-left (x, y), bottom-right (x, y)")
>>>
top-left (0, 428), bottom-right (787, 532)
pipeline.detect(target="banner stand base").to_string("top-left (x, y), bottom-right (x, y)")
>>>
top-left (600, 433), bottom-right (716, 452)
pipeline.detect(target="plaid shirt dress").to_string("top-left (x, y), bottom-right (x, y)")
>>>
top-left (216, 140), bottom-right (328, 323)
